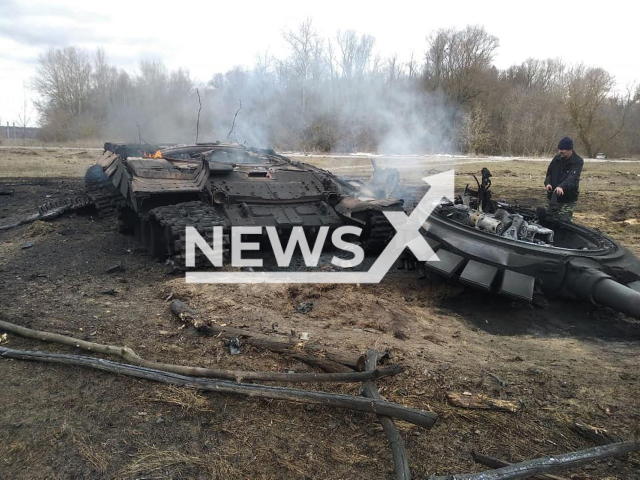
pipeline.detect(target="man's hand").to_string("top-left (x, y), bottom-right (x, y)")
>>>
top-left (554, 186), bottom-right (564, 196)
top-left (546, 184), bottom-right (553, 192)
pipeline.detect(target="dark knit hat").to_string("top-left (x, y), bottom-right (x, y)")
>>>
top-left (558, 136), bottom-right (574, 150)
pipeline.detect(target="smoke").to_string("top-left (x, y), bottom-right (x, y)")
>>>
top-left (375, 87), bottom-right (459, 155)
top-left (34, 32), bottom-right (462, 155)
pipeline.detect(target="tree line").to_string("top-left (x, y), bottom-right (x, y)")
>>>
top-left (32, 21), bottom-right (640, 158)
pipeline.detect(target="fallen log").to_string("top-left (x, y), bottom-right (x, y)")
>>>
top-left (0, 346), bottom-right (437, 429)
top-left (0, 318), bottom-right (402, 383)
top-left (361, 349), bottom-right (412, 480)
top-left (169, 299), bottom-right (365, 373)
top-left (429, 440), bottom-right (640, 479)
top-left (471, 451), bottom-right (569, 480)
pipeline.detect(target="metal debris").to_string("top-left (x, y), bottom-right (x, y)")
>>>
top-left (228, 337), bottom-right (241, 355)
top-left (297, 302), bottom-right (314, 314)
top-left (105, 263), bottom-right (124, 274)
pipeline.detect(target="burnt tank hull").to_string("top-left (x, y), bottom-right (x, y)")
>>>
top-left (87, 142), bottom-right (402, 267)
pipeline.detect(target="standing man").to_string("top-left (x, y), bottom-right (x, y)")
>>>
top-left (544, 136), bottom-right (584, 221)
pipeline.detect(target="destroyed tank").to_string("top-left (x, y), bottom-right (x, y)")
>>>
top-left (85, 142), bottom-right (401, 267)
top-left (411, 168), bottom-right (640, 318)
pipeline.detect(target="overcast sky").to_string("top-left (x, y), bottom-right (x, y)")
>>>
top-left (1, 0), bottom-right (638, 126)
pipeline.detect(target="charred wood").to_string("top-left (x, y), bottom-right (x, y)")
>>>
top-left (0, 318), bottom-right (401, 384)
top-left (471, 451), bottom-right (570, 480)
top-left (361, 349), bottom-right (412, 480)
top-left (430, 440), bottom-right (640, 479)
top-left (169, 299), bottom-right (365, 372)
top-left (446, 392), bottom-right (520, 413)
top-left (571, 420), bottom-right (622, 445)
top-left (0, 346), bottom-right (437, 429)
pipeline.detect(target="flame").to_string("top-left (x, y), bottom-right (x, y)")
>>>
top-left (143, 150), bottom-right (163, 159)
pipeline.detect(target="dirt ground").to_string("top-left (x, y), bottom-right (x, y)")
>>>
top-left (1, 147), bottom-right (639, 479)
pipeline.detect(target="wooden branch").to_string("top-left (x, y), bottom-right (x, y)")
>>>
top-left (446, 392), bottom-right (520, 413)
top-left (571, 420), bottom-right (621, 445)
top-left (169, 300), bottom-right (365, 373)
top-left (0, 346), bottom-right (437, 429)
top-left (361, 349), bottom-right (412, 480)
top-left (195, 87), bottom-right (202, 144)
top-left (225, 99), bottom-right (243, 142)
top-left (0, 319), bottom-right (401, 384)
top-left (471, 452), bottom-right (569, 480)
top-left (430, 440), bottom-right (640, 480)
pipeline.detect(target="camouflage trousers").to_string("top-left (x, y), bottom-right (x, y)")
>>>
top-left (547, 199), bottom-right (577, 221)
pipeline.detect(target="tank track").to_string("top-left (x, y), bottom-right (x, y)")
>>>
top-left (148, 201), bottom-right (229, 268)
top-left (38, 195), bottom-right (94, 217)
top-left (357, 209), bottom-right (398, 254)
top-left (85, 180), bottom-right (123, 219)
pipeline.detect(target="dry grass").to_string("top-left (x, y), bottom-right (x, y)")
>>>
top-left (145, 385), bottom-right (216, 413)
top-left (118, 449), bottom-right (210, 478)
top-left (0, 147), bottom-right (101, 177)
top-left (21, 220), bottom-right (57, 238)
top-left (72, 435), bottom-right (109, 473)
top-left (0, 443), bottom-right (30, 468)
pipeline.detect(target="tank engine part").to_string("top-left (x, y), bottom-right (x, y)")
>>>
top-left (469, 211), bottom-right (504, 235)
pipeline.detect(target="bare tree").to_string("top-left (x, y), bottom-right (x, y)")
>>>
top-left (254, 50), bottom-right (272, 77)
top-left (406, 51), bottom-right (419, 79)
top-left (602, 85), bottom-right (640, 150)
top-left (283, 18), bottom-right (323, 119)
top-left (384, 54), bottom-right (400, 84)
top-left (565, 65), bottom-right (616, 157)
top-left (33, 47), bottom-right (93, 139)
top-left (424, 25), bottom-right (499, 106)
top-left (16, 83), bottom-right (32, 140)
top-left (25, 27), bottom-right (640, 158)
top-left (336, 30), bottom-right (375, 78)
top-left (33, 47), bottom-right (92, 116)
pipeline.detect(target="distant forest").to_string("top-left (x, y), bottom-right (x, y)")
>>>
top-left (28, 21), bottom-right (640, 157)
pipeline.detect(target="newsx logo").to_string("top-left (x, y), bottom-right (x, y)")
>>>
top-left (184, 170), bottom-right (454, 284)
top-left (185, 225), bottom-right (364, 268)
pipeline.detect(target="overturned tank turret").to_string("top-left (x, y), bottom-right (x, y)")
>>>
top-left (85, 142), bottom-right (402, 267)
top-left (412, 168), bottom-right (640, 318)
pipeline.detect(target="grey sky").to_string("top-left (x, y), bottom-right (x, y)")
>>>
top-left (1, 0), bottom-right (638, 125)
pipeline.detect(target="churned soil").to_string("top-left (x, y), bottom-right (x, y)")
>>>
top-left (0, 148), bottom-right (639, 479)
